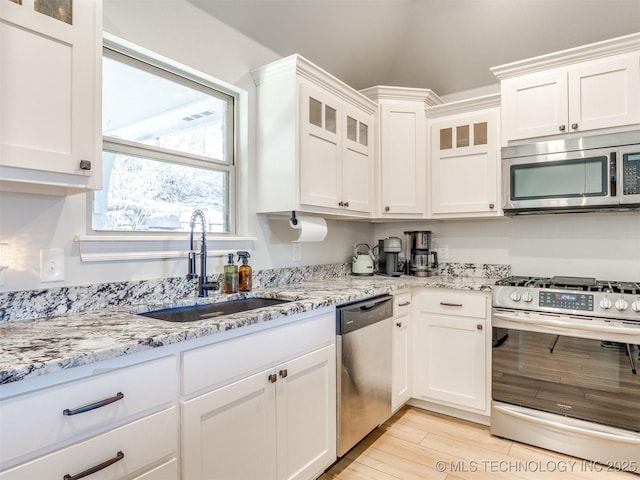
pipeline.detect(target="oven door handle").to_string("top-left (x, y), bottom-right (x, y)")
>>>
top-left (493, 403), bottom-right (640, 445)
top-left (493, 311), bottom-right (640, 338)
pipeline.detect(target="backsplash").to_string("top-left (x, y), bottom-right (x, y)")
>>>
top-left (439, 262), bottom-right (511, 279)
top-left (0, 262), bottom-right (508, 322)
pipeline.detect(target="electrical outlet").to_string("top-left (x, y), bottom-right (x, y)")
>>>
top-left (439, 244), bottom-right (449, 260)
top-left (41, 249), bottom-right (65, 282)
top-left (292, 243), bottom-right (302, 262)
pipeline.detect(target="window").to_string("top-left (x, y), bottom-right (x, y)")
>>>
top-left (93, 46), bottom-right (235, 234)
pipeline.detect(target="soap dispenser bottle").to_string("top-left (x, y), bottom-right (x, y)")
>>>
top-left (224, 253), bottom-right (238, 293)
top-left (237, 251), bottom-right (252, 292)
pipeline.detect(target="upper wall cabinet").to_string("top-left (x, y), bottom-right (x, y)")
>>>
top-left (0, 0), bottom-right (102, 195)
top-left (361, 86), bottom-right (443, 218)
top-left (427, 95), bottom-right (502, 219)
top-left (492, 33), bottom-right (640, 144)
top-left (252, 55), bottom-right (376, 218)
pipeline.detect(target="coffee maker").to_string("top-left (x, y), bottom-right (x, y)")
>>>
top-left (376, 237), bottom-right (403, 276)
top-left (404, 231), bottom-right (438, 277)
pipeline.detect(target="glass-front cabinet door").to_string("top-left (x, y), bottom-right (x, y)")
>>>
top-left (429, 107), bottom-right (500, 217)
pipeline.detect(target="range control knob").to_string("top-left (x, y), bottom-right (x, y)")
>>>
top-left (522, 291), bottom-right (533, 303)
top-left (632, 300), bottom-right (640, 312)
top-left (510, 290), bottom-right (521, 302)
top-left (599, 296), bottom-right (612, 310)
top-left (615, 297), bottom-right (629, 311)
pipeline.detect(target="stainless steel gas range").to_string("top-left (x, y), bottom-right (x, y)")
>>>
top-left (491, 276), bottom-right (640, 472)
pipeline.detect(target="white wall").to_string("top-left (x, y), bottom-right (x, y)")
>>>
top-left (374, 211), bottom-right (640, 282)
top-left (1, 0), bottom-right (638, 293)
top-left (0, 0), bottom-right (375, 293)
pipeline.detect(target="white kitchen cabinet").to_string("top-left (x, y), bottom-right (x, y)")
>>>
top-left (0, 0), bottom-right (102, 195)
top-left (0, 408), bottom-right (178, 480)
top-left (181, 310), bottom-right (336, 480)
top-left (361, 86), bottom-right (443, 218)
top-left (427, 95), bottom-right (502, 218)
top-left (493, 35), bottom-right (640, 143)
top-left (391, 290), bottom-right (412, 411)
top-left (253, 54), bottom-right (376, 217)
top-left (0, 355), bottom-right (179, 477)
top-left (412, 289), bottom-right (491, 416)
top-left (0, 356), bottom-right (177, 470)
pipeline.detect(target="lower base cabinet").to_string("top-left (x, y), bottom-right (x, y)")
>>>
top-left (412, 289), bottom-right (490, 414)
top-left (182, 344), bottom-right (336, 480)
top-left (0, 408), bottom-right (178, 480)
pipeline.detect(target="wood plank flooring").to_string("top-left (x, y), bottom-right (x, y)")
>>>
top-left (319, 406), bottom-right (638, 480)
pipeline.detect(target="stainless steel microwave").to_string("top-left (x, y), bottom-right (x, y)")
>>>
top-left (502, 130), bottom-right (640, 214)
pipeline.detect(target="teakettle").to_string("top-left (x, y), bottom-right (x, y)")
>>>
top-left (351, 243), bottom-right (374, 276)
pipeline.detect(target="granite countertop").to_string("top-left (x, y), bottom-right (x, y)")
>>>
top-left (0, 275), bottom-right (495, 385)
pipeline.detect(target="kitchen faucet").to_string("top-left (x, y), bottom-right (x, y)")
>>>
top-left (187, 209), bottom-right (219, 297)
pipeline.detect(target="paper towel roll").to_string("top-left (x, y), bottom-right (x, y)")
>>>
top-left (288, 215), bottom-right (327, 242)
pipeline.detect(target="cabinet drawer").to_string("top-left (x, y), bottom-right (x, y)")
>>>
top-left (131, 458), bottom-right (178, 480)
top-left (182, 311), bottom-right (334, 395)
top-left (0, 356), bottom-right (176, 467)
top-left (0, 408), bottom-right (177, 480)
top-left (394, 292), bottom-right (411, 317)
top-left (414, 289), bottom-right (487, 319)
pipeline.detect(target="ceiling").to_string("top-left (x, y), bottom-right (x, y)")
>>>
top-left (187, 0), bottom-right (640, 96)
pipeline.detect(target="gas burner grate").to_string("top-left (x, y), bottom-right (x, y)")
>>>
top-left (495, 276), bottom-right (640, 294)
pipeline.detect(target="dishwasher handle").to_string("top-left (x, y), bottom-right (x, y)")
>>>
top-left (337, 295), bottom-right (393, 335)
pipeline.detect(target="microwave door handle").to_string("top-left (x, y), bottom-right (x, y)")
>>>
top-left (610, 152), bottom-right (617, 197)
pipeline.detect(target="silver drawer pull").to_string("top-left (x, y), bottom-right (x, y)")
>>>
top-left (440, 302), bottom-right (463, 308)
top-left (63, 392), bottom-right (124, 416)
top-left (63, 451), bottom-right (124, 480)
top-left (398, 301), bottom-right (411, 307)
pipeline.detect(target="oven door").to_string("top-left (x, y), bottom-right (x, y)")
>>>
top-left (492, 309), bottom-right (640, 433)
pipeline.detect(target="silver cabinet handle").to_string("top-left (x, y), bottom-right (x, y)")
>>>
top-left (268, 373), bottom-right (277, 383)
top-left (63, 392), bottom-right (124, 416)
top-left (440, 302), bottom-right (463, 307)
top-left (279, 369), bottom-right (288, 378)
top-left (398, 301), bottom-right (411, 307)
top-left (79, 160), bottom-right (92, 171)
top-left (477, 324), bottom-right (483, 330)
top-left (63, 451), bottom-right (124, 480)
top-left (489, 203), bottom-right (495, 209)
top-left (559, 125), bottom-right (566, 131)
top-left (571, 123), bottom-right (578, 130)
top-left (384, 206), bottom-right (390, 212)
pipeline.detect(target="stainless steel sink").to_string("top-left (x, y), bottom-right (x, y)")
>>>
top-left (139, 298), bottom-right (290, 322)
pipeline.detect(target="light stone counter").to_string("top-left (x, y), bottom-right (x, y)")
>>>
top-left (0, 275), bottom-right (496, 385)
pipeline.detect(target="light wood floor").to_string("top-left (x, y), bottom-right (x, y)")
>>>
top-left (319, 406), bottom-right (638, 480)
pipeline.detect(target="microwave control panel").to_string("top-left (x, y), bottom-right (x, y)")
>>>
top-left (622, 152), bottom-right (640, 195)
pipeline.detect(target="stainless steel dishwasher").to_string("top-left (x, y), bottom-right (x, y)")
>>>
top-left (336, 295), bottom-right (393, 457)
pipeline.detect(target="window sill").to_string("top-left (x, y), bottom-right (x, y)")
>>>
top-left (73, 235), bottom-right (256, 263)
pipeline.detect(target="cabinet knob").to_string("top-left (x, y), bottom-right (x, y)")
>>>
top-left (268, 373), bottom-right (277, 383)
top-left (79, 160), bottom-right (92, 171)
top-left (477, 324), bottom-right (483, 330)
top-left (489, 203), bottom-right (495, 209)
top-left (343, 202), bottom-right (349, 208)
top-left (338, 201), bottom-right (344, 207)
top-left (571, 123), bottom-right (578, 130)
top-left (396, 322), bottom-right (403, 328)
top-left (279, 369), bottom-right (288, 378)
top-left (385, 206), bottom-right (390, 212)
top-left (558, 125), bottom-right (566, 132)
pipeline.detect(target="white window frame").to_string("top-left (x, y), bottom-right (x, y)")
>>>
top-left (78, 34), bottom-right (254, 262)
